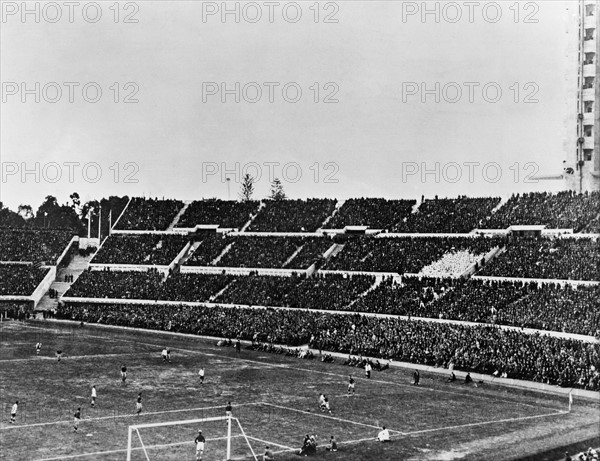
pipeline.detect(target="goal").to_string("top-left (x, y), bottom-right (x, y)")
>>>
top-left (126, 415), bottom-right (258, 461)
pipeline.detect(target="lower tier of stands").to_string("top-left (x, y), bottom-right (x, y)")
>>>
top-left (64, 270), bottom-right (600, 337)
top-left (56, 303), bottom-right (600, 391)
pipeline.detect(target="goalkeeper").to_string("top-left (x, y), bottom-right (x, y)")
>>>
top-left (195, 430), bottom-right (206, 461)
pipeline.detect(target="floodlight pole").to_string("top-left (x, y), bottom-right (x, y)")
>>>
top-left (227, 415), bottom-right (232, 460)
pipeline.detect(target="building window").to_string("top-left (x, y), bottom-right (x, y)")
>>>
top-left (584, 125), bottom-right (593, 137)
top-left (585, 101), bottom-right (594, 112)
top-left (585, 52), bottom-right (595, 64)
top-left (586, 4), bottom-right (595, 16)
top-left (584, 149), bottom-right (593, 161)
top-left (585, 29), bottom-right (595, 40)
top-left (584, 77), bottom-right (595, 89)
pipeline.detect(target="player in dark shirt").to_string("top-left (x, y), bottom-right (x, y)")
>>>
top-left (347, 375), bottom-right (356, 395)
top-left (73, 407), bottom-right (81, 432)
top-left (136, 392), bottom-right (143, 415)
top-left (195, 430), bottom-right (206, 461)
top-left (121, 365), bottom-right (127, 383)
top-left (413, 370), bottom-right (420, 386)
top-left (225, 402), bottom-right (232, 419)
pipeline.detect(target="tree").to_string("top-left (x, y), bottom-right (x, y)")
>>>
top-left (17, 204), bottom-right (34, 221)
top-left (268, 178), bottom-right (286, 201)
top-left (239, 174), bottom-right (255, 201)
top-left (0, 202), bottom-right (26, 227)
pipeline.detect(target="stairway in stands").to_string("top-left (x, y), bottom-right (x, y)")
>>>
top-left (35, 254), bottom-right (94, 313)
top-left (167, 201), bottom-right (191, 230)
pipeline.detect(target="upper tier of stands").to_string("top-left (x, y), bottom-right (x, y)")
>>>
top-left (91, 233), bottom-right (189, 265)
top-left (247, 198), bottom-right (337, 232)
top-left (0, 228), bottom-right (74, 263)
top-left (175, 200), bottom-right (259, 229)
top-left (480, 191), bottom-right (600, 231)
top-left (114, 193), bottom-right (600, 232)
top-left (115, 198), bottom-right (183, 230)
top-left (392, 197), bottom-right (501, 233)
top-left (324, 198), bottom-right (416, 229)
top-left (57, 302), bottom-right (600, 391)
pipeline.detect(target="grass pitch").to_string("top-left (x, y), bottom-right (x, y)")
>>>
top-left (0, 320), bottom-right (598, 461)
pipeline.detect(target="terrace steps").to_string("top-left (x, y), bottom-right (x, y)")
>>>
top-left (167, 201), bottom-right (191, 230)
top-left (36, 254), bottom-right (94, 312)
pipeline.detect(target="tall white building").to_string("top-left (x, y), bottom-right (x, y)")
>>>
top-left (567, 0), bottom-right (600, 191)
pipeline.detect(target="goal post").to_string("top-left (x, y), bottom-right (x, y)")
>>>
top-left (126, 415), bottom-right (258, 461)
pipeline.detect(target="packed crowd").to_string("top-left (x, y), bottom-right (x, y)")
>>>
top-left (176, 199), bottom-right (259, 229)
top-left (160, 273), bottom-right (234, 302)
top-left (92, 234), bottom-right (189, 265)
top-left (215, 236), bottom-right (326, 269)
top-left (393, 197), bottom-right (501, 233)
top-left (248, 199), bottom-right (337, 232)
top-left (56, 303), bottom-right (600, 390)
top-left (480, 237), bottom-right (600, 281)
top-left (481, 191), bottom-right (600, 231)
top-left (324, 198), bottom-right (416, 229)
top-left (66, 268), bottom-right (164, 300)
top-left (0, 228), bottom-right (74, 263)
top-left (351, 276), bottom-right (450, 316)
top-left (418, 249), bottom-right (484, 278)
top-left (326, 236), bottom-right (503, 274)
top-left (215, 272), bottom-right (375, 311)
top-left (0, 264), bottom-right (50, 296)
top-left (115, 198), bottom-right (184, 230)
top-left (184, 234), bottom-right (231, 266)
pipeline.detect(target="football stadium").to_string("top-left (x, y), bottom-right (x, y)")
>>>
top-left (1, 194), bottom-right (599, 460)
top-left (2, 1), bottom-right (600, 460)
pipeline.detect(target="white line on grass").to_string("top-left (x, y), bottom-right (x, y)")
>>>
top-left (32, 434), bottom-right (239, 461)
top-left (260, 402), bottom-right (391, 432)
top-left (245, 435), bottom-right (295, 451)
top-left (1, 403), bottom-right (260, 431)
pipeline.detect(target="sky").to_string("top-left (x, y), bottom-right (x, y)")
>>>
top-left (0, 0), bottom-right (577, 210)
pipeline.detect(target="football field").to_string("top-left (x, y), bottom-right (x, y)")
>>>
top-left (0, 320), bottom-right (598, 461)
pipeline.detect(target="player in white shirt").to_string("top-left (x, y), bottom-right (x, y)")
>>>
top-left (35, 342), bottom-right (41, 355)
top-left (91, 385), bottom-right (97, 408)
top-left (377, 426), bottom-right (390, 442)
top-left (161, 348), bottom-right (168, 362)
top-left (198, 368), bottom-right (205, 385)
top-left (10, 401), bottom-right (18, 424)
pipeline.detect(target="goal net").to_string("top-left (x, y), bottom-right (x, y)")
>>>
top-left (126, 415), bottom-right (258, 461)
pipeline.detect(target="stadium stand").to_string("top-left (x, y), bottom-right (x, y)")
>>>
top-left (215, 272), bottom-right (375, 310)
top-left (114, 198), bottom-right (184, 230)
top-left (0, 228), bottom-right (73, 263)
top-left (247, 198), bottom-right (337, 232)
top-left (214, 236), bottom-right (329, 269)
top-left (480, 191), bottom-right (600, 231)
top-left (479, 237), bottom-right (600, 281)
top-left (429, 279), bottom-right (600, 336)
top-left (392, 197), bottom-right (501, 233)
top-left (0, 264), bottom-right (50, 296)
top-left (325, 236), bottom-right (503, 274)
top-left (66, 268), bottom-right (164, 300)
top-left (56, 303), bottom-right (600, 391)
top-left (323, 198), bottom-right (416, 229)
top-left (175, 199), bottom-right (259, 229)
top-left (91, 233), bottom-right (189, 265)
